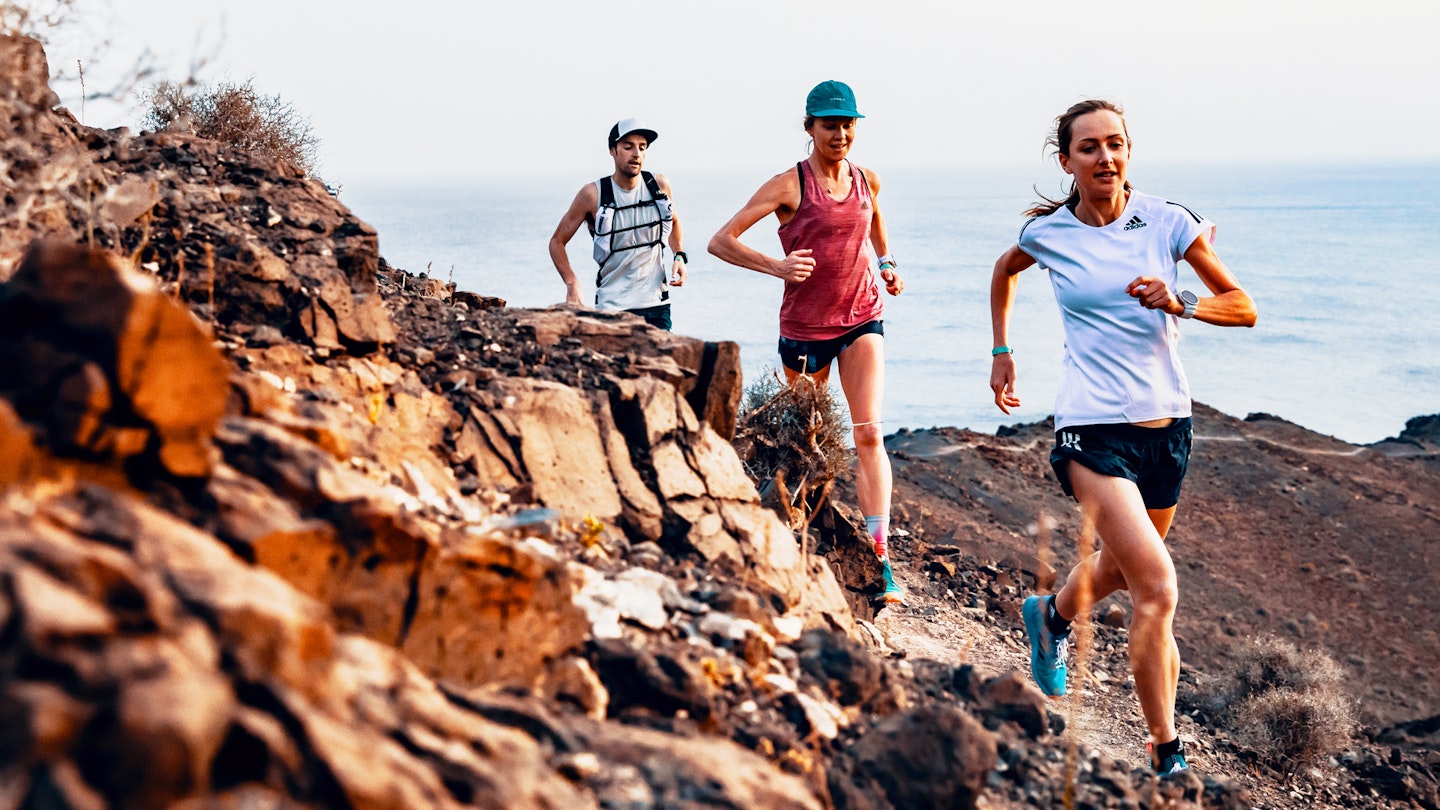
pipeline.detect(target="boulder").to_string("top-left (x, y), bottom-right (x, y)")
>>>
top-left (828, 704), bottom-right (997, 810)
top-left (0, 240), bottom-right (229, 478)
top-left (0, 485), bottom-right (594, 809)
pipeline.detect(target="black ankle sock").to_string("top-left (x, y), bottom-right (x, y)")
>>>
top-left (1153, 737), bottom-right (1183, 761)
top-left (1045, 594), bottom-right (1072, 636)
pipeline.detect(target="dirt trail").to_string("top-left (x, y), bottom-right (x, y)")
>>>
top-left (869, 560), bottom-right (1313, 808)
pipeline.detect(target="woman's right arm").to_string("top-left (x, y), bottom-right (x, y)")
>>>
top-left (707, 171), bottom-right (816, 282)
top-left (990, 245), bottom-right (1036, 414)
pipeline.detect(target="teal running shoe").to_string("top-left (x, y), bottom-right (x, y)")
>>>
top-left (1022, 595), bottom-right (1069, 696)
top-left (1148, 742), bottom-right (1189, 776)
top-left (880, 557), bottom-right (905, 604)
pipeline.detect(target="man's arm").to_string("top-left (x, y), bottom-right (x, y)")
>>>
top-left (547, 183), bottom-right (599, 306)
top-left (657, 174), bottom-right (686, 287)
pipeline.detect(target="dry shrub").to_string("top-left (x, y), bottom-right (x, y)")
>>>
top-left (732, 370), bottom-right (849, 508)
top-left (1, 0), bottom-right (76, 40)
top-left (140, 79), bottom-right (320, 178)
top-left (1202, 635), bottom-right (1355, 775)
top-left (1230, 689), bottom-right (1354, 775)
top-left (1227, 634), bottom-right (1346, 700)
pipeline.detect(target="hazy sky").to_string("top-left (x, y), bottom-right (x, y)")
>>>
top-left (43, 0), bottom-right (1440, 185)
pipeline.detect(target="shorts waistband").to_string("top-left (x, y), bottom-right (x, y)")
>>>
top-left (779, 319), bottom-right (884, 345)
top-left (1056, 417), bottom-right (1192, 442)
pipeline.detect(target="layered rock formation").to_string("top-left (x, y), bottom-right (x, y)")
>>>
top-left (10, 29), bottom-right (1435, 810)
top-left (0, 32), bottom-right (1048, 810)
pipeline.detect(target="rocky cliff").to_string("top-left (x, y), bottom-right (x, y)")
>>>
top-left (2, 32), bottom-right (1437, 810)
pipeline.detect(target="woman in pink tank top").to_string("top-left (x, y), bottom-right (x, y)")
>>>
top-left (707, 80), bottom-right (907, 604)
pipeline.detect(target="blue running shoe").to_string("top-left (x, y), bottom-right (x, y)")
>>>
top-left (1148, 742), bottom-right (1189, 776)
top-left (1022, 595), bottom-right (1069, 696)
top-left (880, 557), bottom-right (905, 604)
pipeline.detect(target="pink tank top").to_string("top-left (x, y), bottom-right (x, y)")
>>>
top-left (776, 160), bottom-right (883, 340)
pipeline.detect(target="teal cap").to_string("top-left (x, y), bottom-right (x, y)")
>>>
top-left (805, 80), bottom-right (864, 119)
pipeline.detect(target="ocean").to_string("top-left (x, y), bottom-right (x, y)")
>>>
top-left (342, 162), bottom-right (1440, 446)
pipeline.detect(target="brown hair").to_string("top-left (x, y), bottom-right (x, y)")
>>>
top-left (1024, 99), bottom-right (1132, 218)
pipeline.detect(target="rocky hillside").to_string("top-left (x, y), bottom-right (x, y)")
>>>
top-left (2, 32), bottom-right (1437, 809)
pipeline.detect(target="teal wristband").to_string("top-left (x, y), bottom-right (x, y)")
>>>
top-left (991, 346), bottom-right (1013, 356)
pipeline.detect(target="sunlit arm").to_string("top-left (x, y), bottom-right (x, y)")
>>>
top-left (863, 167), bottom-right (903, 295)
top-left (657, 174), bottom-right (686, 287)
top-left (1182, 235), bottom-right (1257, 327)
top-left (989, 245), bottom-right (1037, 414)
top-left (547, 183), bottom-right (598, 307)
top-left (707, 170), bottom-right (818, 283)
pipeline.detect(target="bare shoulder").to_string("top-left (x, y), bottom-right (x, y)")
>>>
top-left (857, 164), bottom-right (882, 194)
top-left (764, 165), bottom-right (801, 191)
top-left (653, 172), bottom-right (675, 194)
top-left (760, 165), bottom-right (803, 203)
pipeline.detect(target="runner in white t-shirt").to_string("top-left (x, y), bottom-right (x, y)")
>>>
top-left (987, 99), bottom-right (1257, 777)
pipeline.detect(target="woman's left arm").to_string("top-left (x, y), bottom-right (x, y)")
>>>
top-left (1128, 234), bottom-right (1257, 327)
top-left (863, 167), bottom-right (903, 295)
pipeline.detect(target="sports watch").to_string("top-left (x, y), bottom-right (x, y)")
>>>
top-left (1177, 290), bottom-right (1198, 319)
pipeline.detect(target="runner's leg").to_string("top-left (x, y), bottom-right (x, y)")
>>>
top-left (836, 333), bottom-right (889, 523)
top-left (1056, 501), bottom-right (1178, 619)
top-left (1065, 463), bottom-right (1180, 747)
top-left (782, 363), bottom-right (831, 385)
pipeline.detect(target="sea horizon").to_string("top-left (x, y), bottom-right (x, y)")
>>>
top-left (341, 160), bottom-right (1440, 446)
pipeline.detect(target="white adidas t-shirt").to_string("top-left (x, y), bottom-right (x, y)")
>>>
top-left (1018, 190), bottom-right (1215, 430)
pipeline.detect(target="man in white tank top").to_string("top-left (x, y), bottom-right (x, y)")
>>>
top-left (547, 118), bottom-right (687, 330)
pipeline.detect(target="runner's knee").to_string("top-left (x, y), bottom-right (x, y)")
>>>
top-left (1130, 576), bottom-right (1178, 620)
top-left (852, 421), bottom-right (884, 450)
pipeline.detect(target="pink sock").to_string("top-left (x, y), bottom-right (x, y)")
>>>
top-left (865, 515), bottom-right (889, 558)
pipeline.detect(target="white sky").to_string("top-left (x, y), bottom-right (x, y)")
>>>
top-left (38, 0), bottom-right (1440, 185)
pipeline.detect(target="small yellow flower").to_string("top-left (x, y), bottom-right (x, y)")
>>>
top-left (580, 515), bottom-right (605, 547)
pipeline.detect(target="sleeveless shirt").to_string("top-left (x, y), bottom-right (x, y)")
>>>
top-left (592, 177), bottom-right (672, 311)
top-left (775, 160), bottom-right (883, 340)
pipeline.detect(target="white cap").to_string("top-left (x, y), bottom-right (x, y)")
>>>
top-left (608, 117), bottom-right (658, 148)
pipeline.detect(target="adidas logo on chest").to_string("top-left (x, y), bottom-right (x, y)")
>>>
top-left (1123, 215), bottom-right (1146, 231)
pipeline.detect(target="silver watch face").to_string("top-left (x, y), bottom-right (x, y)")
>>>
top-left (1179, 290), bottom-right (1199, 306)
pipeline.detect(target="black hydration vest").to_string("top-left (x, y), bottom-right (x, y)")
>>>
top-left (586, 171), bottom-right (672, 264)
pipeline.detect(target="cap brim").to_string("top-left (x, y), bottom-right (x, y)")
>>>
top-left (617, 128), bottom-right (658, 143)
top-left (808, 110), bottom-right (865, 119)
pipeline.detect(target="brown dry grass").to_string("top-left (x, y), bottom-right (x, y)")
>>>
top-left (1201, 634), bottom-right (1356, 776)
top-left (141, 79), bottom-right (320, 179)
top-left (732, 370), bottom-right (850, 535)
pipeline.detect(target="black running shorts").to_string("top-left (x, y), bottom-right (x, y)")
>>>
top-left (1049, 417), bottom-right (1193, 509)
top-left (626, 303), bottom-right (672, 331)
top-left (778, 320), bottom-right (884, 375)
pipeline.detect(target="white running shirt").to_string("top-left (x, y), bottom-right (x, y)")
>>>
top-left (1018, 190), bottom-right (1215, 430)
top-left (592, 179), bottom-right (672, 311)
